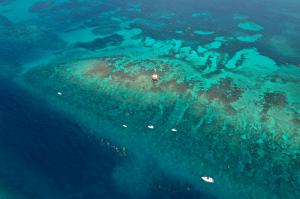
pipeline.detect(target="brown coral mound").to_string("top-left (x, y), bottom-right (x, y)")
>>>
top-left (86, 61), bottom-right (112, 77)
top-left (205, 78), bottom-right (243, 105)
top-left (204, 78), bottom-right (244, 114)
top-left (262, 92), bottom-right (287, 113)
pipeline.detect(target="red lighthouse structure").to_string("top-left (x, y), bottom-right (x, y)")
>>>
top-left (152, 69), bottom-right (158, 81)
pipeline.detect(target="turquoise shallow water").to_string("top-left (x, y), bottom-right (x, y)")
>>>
top-left (0, 0), bottom-right (300, 198)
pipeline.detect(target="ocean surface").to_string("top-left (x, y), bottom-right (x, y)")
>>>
top-left (0, 0), bottom-right (300, 199)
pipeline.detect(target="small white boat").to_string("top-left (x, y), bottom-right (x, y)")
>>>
top-left (171, 128), bottom-right (177, 132)
top-left (122, 124), bottom-right (127, 128)
top-left (57, 92), bottom-right (62, 96)
top-left (201, 176), bottom-right (214, 183)
top-left (147, 125), bottom-right (154, 129)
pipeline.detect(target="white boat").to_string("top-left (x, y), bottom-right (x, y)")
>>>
top-left (201, 176), bottom-right (214, 183)
top-left (147, 125), bottom-right (154, 129)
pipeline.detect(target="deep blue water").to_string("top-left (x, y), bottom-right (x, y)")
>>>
top-left (0, 78), bottom-right (212, 199)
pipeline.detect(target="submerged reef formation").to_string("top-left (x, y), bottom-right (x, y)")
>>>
top-left (2, 0), bottom-right (300, 198)
top-left (22, 54), bottom-right (300, 199)
top-left (238, 22), bottom-right (264, 32)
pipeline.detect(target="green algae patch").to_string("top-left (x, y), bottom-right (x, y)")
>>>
top-left (61, 27), bottom-right (98, 43)
top-left (225, 50), bottom-right (244, 69)
top-left (236, 34), bottom-right (263, 43)
top-left (214, 36), bottom-right (228, 42)
top-left (130, 18), bottom-right (166, 30)
top-left (158, 12), bottom-right (175, 20)
top-left (205, 41), bottom-right (222, 49)
top-left (238, 22), bottom-right (264, 31)
top-left (225, 48), bottom-right (276, 70)
top-left (197, 45), bottom-right (207, 53)
top-left (233, 14), bottom-right (248, 21)
top-left (144, 37), bottom-right (156, 46)
top-left (194, 30), bottom-right (214, 35)
top-left (143, 38), bottom-right (182, 56)
top-left (116, 28), bottom-right (143, 47)
top-left (238, 48), bottom-right (277, 70)
top-left (118, 28), bottom-right (142, 39)
top-left (202, 52), bottom-right (221, 75)
top-left (175, 30), bottom-right (184, 34)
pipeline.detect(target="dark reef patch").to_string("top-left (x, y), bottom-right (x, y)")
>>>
top-left (74, 34), bottom-right (124, 51)
top-left (92, 24), bottom-right (120, 35)
top-left (0, 14), bottom-right (12, 27)
top-left (29, 0), bottom-right (56, 14)
top-left (0, 0), bottom-right (14, 4)
top-left (84, 15), bottom-right (121, 32)
top-left (205, 78), bottom-right (243, 104)
top-left (291, 118), bottom-right (300, 125)
top-left (63, 25), bottom-right (86, 33)
top-left (262, 92), bottom-right (287, 114)
top-left (205, 78), bottom-right (243, 114)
